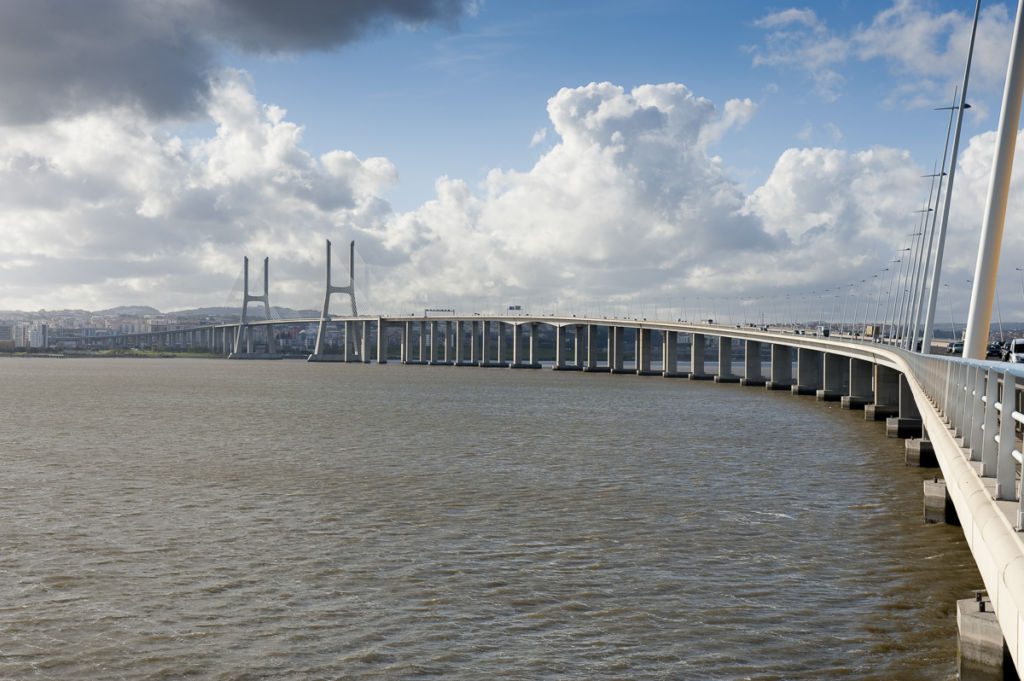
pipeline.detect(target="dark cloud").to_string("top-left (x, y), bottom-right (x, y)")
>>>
top-left (0, 0), bottom-right (471, 124)
top-left (207, 0), bottom-right (468, 53)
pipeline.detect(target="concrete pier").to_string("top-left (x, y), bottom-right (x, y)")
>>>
top-left (923, 477), bottom-right (959, 525)
top-left (887, 374), bottom-right (923, 438)
top-left (689, 333), bottom-right (711, 380)
top-left (663, 330), bottom-right (684, 377)
top-left (905, 438), bottom-right (937, 467)
top-left (865, 364), bottom-right (900, 421)
top-left (957, 594), bottom-right (1015, 681)
top-left (842, 358), bottom-right (874, 409)
top-left (816, 352), bottom-right (847, 401)
top-left (739, 340), bottom-right (765, 386)
top-left (609, 326), bottom-right (630, 374)
top-left (636, 327), bottom-right (657, 375)
top-left (766, 343), bottom-right (792, 390)
top-left (792, 347), bottom-right (823, 395)
top-left (584, 324), bottom-right (608, 372)
top-left (714, 337), bottom-right (739, 383)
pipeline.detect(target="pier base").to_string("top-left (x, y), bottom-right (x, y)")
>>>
top-left (791, 385), bottom-right (817, 396)
top-left (306, 354), bottom-right (348, 362)
top-left (840, 395), bottom-right (870, 410)
top-left (739, 377), bottom-right (766, 387)
top-left (957, 594), bottom-right (1017, 681)
top-left (905, 438), bottom-right (937, 467)
top-left (923, 478), bottom-right (959, 525)
top-left (688, 373), bottom-right (713, 381)
top-left (864, 404), bottom-right (898, 421)
top-left (765, 380), bottom-right (792, 391)
top-left (887, 417), bottom-right (922, 438)
top-left (714, 375), bottom-right (740, 384)
top-left (815, 389), bottom-right (842, 402)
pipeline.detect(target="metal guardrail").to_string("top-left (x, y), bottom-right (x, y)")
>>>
top-left (902, 351), bottom-right (1024, 527)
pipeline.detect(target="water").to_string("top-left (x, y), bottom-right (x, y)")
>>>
top-left (0, 358), bottom-right (979, 680)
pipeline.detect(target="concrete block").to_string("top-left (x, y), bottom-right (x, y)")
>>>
top-left (765, 380), bottom-right (792, 391)
top-left (887, 417), bottom-right (923, 438)
top-left (840, 395), bottom-right (870, 410)
top-left (957, 595), bottom-right (1015, 681)
top-left (739, 377), bottom-right (766, 387)
top-left (923, 478), bottom-right (959, 525)
top-left (905, 438), bottom-right (937, 467)
top-left (865, 403), bottom-right (898, 421)
top-left (713, 375), bottom-right (740, 384)
top-left (815, 389), bottom-right (842, 402)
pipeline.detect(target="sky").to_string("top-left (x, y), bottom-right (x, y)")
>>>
top-left (5, 0), bottom-right (1024, 327)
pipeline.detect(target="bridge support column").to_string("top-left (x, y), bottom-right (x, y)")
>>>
top-left (362, 320), bottom-right (371, 362)
top-left (400, 321), bottom-right (410, 364)
top-left (443, 321), bottom-right (452, 364)
top-left (496, 322), bottom-right (506, 366)
top-left (585, 325), bottom-right (607, 372)
top-left (377, 319), bottom-right (387, 363)
top-left (690, 333), bottom-right (710, 380)
top-left (842, 359), bottom-right (874, 409)
top-left (766, 344), bottom-right (792, 390)
top-left (886, 374), bottom-right (923, 438)
top-left (511, 324), bottom-right (523, 367)
top-left (637, 328), bottom-right (656, 375)
top-left (343, 321), bottom-right (354, 361)
top-left (715, 336), bottom-right (738, 383)
top-left (956, 594), bottom-right (1013, 681)
top-left (611, 327), bottom-right (628, 374)
top-left (529, 323), bottom-right (539, 367)
top-left (664, 331), bottom-right (683, 377)
top-left (454, 321), bottom-right (466, 365)
top-left (739, 340), bottom-right (765, 386)
top-left (427, 322), bottom-right (438, 364)
top-left (792, 348), bottom-right (823, 395)
top-left (572, 325), bottom-right (586, 369)
top-left (479, 320), bottom-right (491, 367)
top-left (554, 325), bottom-right (568, 370)
top-left (865, 365), bottom-right (899, 421)
top-left (417, 321), bottom-right (426, 363)
top-left (817, 353), bottom-right (847, 401)
top-left (466, 321), bottom-right (477, 365)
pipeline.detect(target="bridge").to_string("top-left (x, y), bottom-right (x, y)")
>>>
top-left (91, 296), bottom-right (1024, 678)
top-left (75, 3), bottom-right (1024, 674)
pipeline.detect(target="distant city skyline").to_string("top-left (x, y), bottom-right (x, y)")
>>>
top-left (4, 1), bottom-right (1024, 323)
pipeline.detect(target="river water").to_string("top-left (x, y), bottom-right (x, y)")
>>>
top-left (0, 357), bottom-right (980, 680)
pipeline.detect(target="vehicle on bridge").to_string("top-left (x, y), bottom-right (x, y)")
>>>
top-left (1007, 338), bottom-right (1024, 363)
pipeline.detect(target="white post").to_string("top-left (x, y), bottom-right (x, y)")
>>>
top-left (964, 0), bottom-right (1024, 359)
top-left (922, 0), bottom-right (980, 353)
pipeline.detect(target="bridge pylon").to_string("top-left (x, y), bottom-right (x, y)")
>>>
top-left (308, 239), bottom-right (359, 361)
top-left (229, 256), bottom-right (279, 359)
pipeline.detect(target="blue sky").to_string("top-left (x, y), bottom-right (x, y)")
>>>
top-left (229, 0), bottom-right (1004, 211)
top-left (3, 0), bottom-right (1024, 324)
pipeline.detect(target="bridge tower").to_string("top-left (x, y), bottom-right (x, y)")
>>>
top-left (308, 239), bottom-right (359, 361)
top-left (230, 256), bottom-right (278, 358)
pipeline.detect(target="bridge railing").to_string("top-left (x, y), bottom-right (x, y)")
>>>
top-left (903, 351), bottom-right (1024, 528)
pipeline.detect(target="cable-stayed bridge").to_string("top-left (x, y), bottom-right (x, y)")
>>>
top-left (89, 250), bottom-right (1024, 678)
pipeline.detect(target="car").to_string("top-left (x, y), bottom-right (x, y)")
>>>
top-left (1003, 340), bottom-right (1014, 361)
top-left (947, 341), bottom-right (964, 355)
top-left (1007, 338), bottom-right (1024, 363)
top-left (987, 343), bottom-right (1003, 359)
